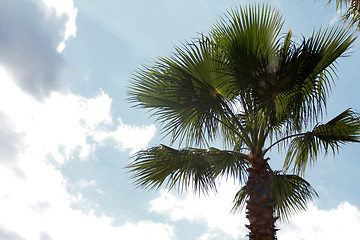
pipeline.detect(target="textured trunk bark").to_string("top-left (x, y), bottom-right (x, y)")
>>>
top-left (246, 158), bottom-right (277, 240)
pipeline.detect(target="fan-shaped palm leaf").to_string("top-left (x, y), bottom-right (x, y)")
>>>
top-left (129, 38), bottom-right (231, 146)
top-left (211, 4), bottom-right (284, 110)
top-left (271, 172), bottom-right (318, 220)
top-left (328, 0), bottom-right (360, 29)
top-left (232, 172), bottom-right (318, 221)
top-left (127, 145), bottom-right (249, 194)
top-left (272, 27), bottom-right (355, 129)
top-left (284, 109), bottom-right (360, 174)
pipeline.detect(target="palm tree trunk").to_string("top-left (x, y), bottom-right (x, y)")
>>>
top-left (246, 158), bottom-right (278, 240)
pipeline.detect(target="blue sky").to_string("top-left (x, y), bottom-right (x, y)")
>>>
top-left (0, 0), bottom-right (359, 239)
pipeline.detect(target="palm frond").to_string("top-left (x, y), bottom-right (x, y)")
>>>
top-left (284, 109), bottom-right (360, 174)
top-left (211, 4), bottom-right (355, 137)
top-left (329, 0), bottom-right (360, 29)
top-left (129, 37), bottom-right (238, 146)
top-left (231, 186), bottom-right (248, 213)
top-left (271, 172), bottom-right (318, 221)
top-left (232, 172), bottom-right (318, 221)
top-left (211, 3), bottom-right (284, 110)
top-left (343, 2), bottom-right (360, 29)
top-left (127, 145), bottom-right (249, 194)
top-left (274, 26), bottom-right (355, 130)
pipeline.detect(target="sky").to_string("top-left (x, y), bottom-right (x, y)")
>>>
top-left (0, 0), bottom-right (359, 239)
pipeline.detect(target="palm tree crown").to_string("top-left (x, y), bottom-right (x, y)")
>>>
top-left (127, 4), bottom-right (360, 240)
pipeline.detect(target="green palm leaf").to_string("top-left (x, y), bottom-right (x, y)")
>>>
top-left (127, 145), bottom-right (249, 194)
top-left (129, 37), bottom-right (245, 146)
top-left (268, 26), bottom-right (354, 131)
top-left (129, 38), bottom-right (222, 143)
top-left (232, 172), bottom-right (318, 221)
top-left (329, 0), bottom-right (360, 29)
top-left (284, 109), bottom-right (360, 174)
top-left (231, 185), bottom-right (248, 213)
top-left (343, 1), bottom-right (360, 29)
top-left (127, 3), bottom-right (359, 237)
top-left (211, 4), bottom-right (284, 110)
top-left (271, 173), bottom-right (318, 220)
top-left (211, 5), bottom-right (355, 135)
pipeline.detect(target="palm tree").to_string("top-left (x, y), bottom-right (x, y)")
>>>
top-left (328, 0), bottom-right (360, 29)
top-left (127, 4), bottom-right (360, 240)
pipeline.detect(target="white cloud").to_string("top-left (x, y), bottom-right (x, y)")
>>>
top-left (0, 112), bottom-right (24, 165)
top-left (0, 67), bottom-right (156, 165)
top-left (0, 227), bottom-right (25, 240)
top-left (0, 160), bottom-right (175, 239)
top-left (150, 179), bottom-right (360, 240)
top-left (278, 202), bottom-right (360, 240)
top-left (0, 67), bottom-right (164, 240)
top-left (92, 118), bottom-right (157, 154)
top-left (330, 10), bottom-right (341, 25)
top-left (150, 179), bottom-right (248, 240)
top-left (0, 0), bottom-right (162, 236)
top-left (79, 179), bottom-right (97, 187)
top-left (0, 0), bottom-right (77, 99)
top-left (40, 0), bottom-right (78, 51)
